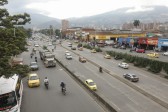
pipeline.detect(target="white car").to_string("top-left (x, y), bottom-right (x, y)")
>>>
top-left (68, 43), bottom-right (72, 47)
top-left (48, 43), bottom-right (52, 46)
top-left (163, 52), bottom-right (168, 56)
top-left (65, 53), bottom-right (72, 59)
top-left (118, 62), bottom-right (129, 69)
top-left (34, 44), bottom-right (39, 47)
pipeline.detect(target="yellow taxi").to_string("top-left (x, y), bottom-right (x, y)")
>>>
top-left (91, 49), bottom-right (97, 53)
top-left (147, 52), bottom-right (159, 58)
top-left (85, 79), bottom-right (97, 91)
top-left (104, 54), bottom-right (111, 59)
top-left (28, 73), bottom-right (40, 87)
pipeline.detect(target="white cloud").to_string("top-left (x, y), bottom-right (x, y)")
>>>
top-left (7, 0), bottom-right (168, 19)
top-left (126, 6), bottom-right (154, 13)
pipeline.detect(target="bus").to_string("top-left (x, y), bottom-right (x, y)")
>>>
top-left (0, 74), bottom-right (23, 112)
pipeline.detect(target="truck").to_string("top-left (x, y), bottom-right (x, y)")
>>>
top-left (39, 50), bottom-right (56, 67)
top-left (10, 57), bottom-right (23, 66)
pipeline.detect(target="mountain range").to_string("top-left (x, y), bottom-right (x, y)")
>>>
top-left (25, 6), bottom-right (168, 29)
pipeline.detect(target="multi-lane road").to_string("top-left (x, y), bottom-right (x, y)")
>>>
top-left (45, 39), bottom-right (168, 112)
top-left (22, 36), bottom-right (168, 112)
top-left (20, 45), bottom-right (106, 112)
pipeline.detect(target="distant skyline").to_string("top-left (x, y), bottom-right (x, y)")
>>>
top-left (5, 0), bottom-right (168, 19)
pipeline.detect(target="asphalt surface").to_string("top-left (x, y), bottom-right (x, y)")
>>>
top-left (101, 46), bottom-right (168, 62)
top-left (44, 40), bottom-right (168, 112)
top-left (20, 44), bottom-right (106, 112)
top-left (63, 40), bottom-right (168, 107)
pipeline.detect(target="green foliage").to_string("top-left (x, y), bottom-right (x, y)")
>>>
top-left (163, 62), bottom-right (168, 75)
top-left (95, 47), bottom-right (102, 52)
top-left (106, 50), bottom-right (168, 76)
top-left (148, 60), bottom-right (163, 73)
top-left (133, 20), bottom-right (140, 28)
top-left (0, 0), bottom-right (31, 77)
top-left (43, 45), bottom-right (47, 50)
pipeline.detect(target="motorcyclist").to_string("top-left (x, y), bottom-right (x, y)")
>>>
top-left (44, 77), bottom-right (49, 86)
top-left (99, 66), bottom-right (102, 73)
top-left (35, 56), bottom-right (37, 62)
top-left (60, 81), bottom-right (66, 92)
top-left (30, 52), bottom-right (33, 58)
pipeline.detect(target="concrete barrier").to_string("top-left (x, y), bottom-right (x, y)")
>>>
top-left (55, 58), bottom-right (117, 112)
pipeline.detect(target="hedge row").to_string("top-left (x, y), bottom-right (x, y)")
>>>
top-left (106, 51), bottom-right (168, 76)
top-left (83, 44), bottom-right (102, 52)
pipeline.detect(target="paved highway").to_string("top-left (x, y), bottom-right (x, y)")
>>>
top-left (61, 40), bottom-right (168, 107)
top-left (44, 41), bottom-right (168, 112)
top-left (20, 44), bottom-right (106, 112)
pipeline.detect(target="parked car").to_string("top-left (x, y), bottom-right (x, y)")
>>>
top-left (123, 73), bottom-right (139, 82)
top-left (65, 53), bottom-right (72, 59)
top-left (113, 44), bottom-right (119, 48)
top-left (79, 56), bottom-right (86, 63)
top-left (136, 49), bottom-right (145, 53)
top-left (28, 73), bottom-right (40, 87)
top-left (71, 46), bottom-right (76, 50)
top-left (85, 79), bottom-right (97, 91)
top-left (91, 49), bottom-right (97, 53)
top-left (68, 43), bottom-right (72, 47)
top-left (163, 51), bottom-right (168, 56)
top-left (78, 47), bottom-right (83, 51)
top-left (104, 54), bottom-right (111, 59)
top-left (147, 52), bottom-right (159, 58)
top-left (118, 62), bottom-right (129, 69)
top-left (114, 55), bottom-right (122, 60)
top-left (120, 45), bottom-right (126, 49)
top-left (29, 62), bottom-right (39, 70)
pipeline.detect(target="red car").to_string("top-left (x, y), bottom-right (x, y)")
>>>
top-left (136, 49), bottom-right (145, 53)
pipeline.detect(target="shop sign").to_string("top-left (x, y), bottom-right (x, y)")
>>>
top-left (98, 36), bottom-right (106, 40)
top-left (138, 38), bottom-right (147, 44)
top-left (147, 39), bottom-right (158, 45)
top-left (162, 42), bottom-right (168, 45)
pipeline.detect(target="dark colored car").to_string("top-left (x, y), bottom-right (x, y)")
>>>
top-left (30, 62), bottom-right (39, 70)
top-left (123, 73), bottom-right (139, 82)
top-left (114, 55), bottom-right (122, 60)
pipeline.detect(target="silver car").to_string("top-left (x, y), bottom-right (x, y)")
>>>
top-left (118, 62), bottom-right (129, 69)
top-left (30, 62), bottom-right (39, 70)
top-left (163, 52), bottom-right (168, 56)
top-left (123, 73), bottom-right (139, 82)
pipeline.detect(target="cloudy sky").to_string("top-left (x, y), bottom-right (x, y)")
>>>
top-left (5, 0), bottom-right (168, 19)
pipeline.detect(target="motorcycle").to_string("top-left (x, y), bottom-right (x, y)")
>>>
top-left (99, 67), bottom-right (103, 73)
top-left (35, 57), bottom-right (37, 62)
top-left (44, 82), bottom-right (49, 89)
top-left (62, 87), bottom-right (66, 95)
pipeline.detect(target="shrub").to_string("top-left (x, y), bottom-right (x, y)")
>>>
top-left (95, 47), bottom-right (102, 52)
top-left (148, 60), bottom-right (163, 73)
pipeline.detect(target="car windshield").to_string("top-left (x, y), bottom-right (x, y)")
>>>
top-left (30, 62), bottom-right (37, 66)
top-left (0, 91), bottom-right (17, 111)
top-left (131, 75), bottom-right (137, 77)
top-left (30, 76), bottom-right (39, 80)
top-left (88, 82), bottom-right (95, 86)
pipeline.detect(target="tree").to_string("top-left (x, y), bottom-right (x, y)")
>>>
top-left (133, 20), bottom-right (140, 28)
top-left (0, 0), bottom-right (31, 78)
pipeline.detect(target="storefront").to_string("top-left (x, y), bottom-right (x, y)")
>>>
top-left (158, 38), bottom-right (168, 51)
top-left (147, 38), bottom-right (158, 50)
top-left (138, 38), bottom-right (147, 49)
